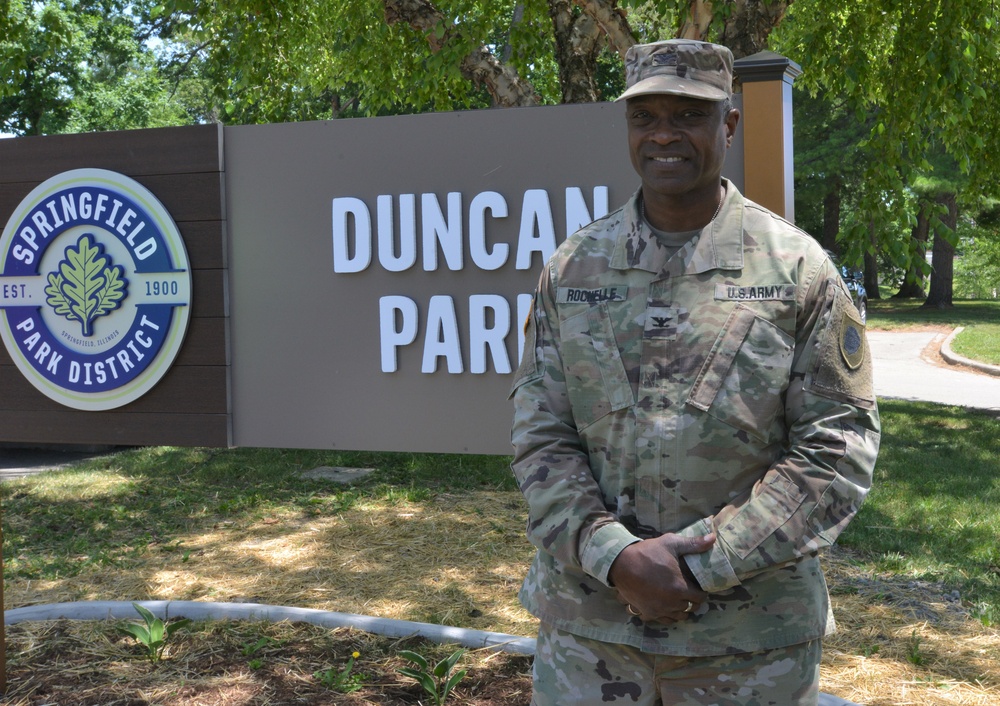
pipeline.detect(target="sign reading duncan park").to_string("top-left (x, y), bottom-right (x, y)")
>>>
top-left (226, 102), bottom-right (742, 455)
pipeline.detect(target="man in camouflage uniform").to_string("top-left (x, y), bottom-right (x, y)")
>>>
top-left (510, 39), bottom-right (880, 705)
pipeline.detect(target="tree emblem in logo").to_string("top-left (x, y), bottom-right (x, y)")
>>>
top-left (44, 234), bottom-right (129, 337)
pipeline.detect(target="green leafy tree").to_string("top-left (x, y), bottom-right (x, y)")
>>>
top-left (773, 1), bottom-right (1000, 306)
top-left (1, 0), bottom-right (190, 135)
top-left (793, 87), bottom-right (871, 257)
top-left (1, 0), bottom-right (88, 135)
top-left (955, 202), bottom-right (1000, 300)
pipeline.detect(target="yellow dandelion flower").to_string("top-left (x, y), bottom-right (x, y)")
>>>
top-left (352, 651), bottom-right (360, 659)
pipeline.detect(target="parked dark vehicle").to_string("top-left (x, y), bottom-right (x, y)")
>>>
top-left (827, 252), bottom-right (868, 324)
top-left (839, 266), bottom-right (868, 324)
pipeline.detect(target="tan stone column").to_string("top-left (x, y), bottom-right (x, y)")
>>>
top-left (733, 51), bottom-right (802, 222)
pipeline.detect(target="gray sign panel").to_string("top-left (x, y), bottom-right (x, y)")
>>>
top-left (226, 101), bottom-right (744, 455)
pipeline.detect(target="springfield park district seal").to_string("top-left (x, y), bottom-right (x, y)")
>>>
top-left (0, 169), bottom-right (192, 411)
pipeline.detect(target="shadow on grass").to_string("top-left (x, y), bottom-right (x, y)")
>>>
top-left (1, 446), bottom-right (530, 634)
top-left (837, 399), bottom-right (1000, 610)
top-left (867, 298), bottom-right (1000, 329)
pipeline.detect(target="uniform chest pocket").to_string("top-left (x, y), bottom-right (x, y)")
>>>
top-left (559, 303), bottom-right (634, 431)
top-left (686, 304), bottom-right (793, 442)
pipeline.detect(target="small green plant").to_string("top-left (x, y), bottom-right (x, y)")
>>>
top-left (314, 650), bottom-right (363, 693)
top-left (906, 630), bottom-right (925, 666)
top-left (241, 636), bottom-right (275, 657)
top-left (398, 648), bottom-right (467, 705)
top-left (972, 601), bottom-right (998, 628)
top-left (118, 603), bottom-right (191, 663)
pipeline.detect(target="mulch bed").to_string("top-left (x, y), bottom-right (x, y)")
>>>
top-left (3, 620), bottom-right (532, 705)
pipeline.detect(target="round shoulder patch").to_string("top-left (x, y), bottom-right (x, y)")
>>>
top-left (0, 169), bottom-right (192, 410)
top-left (839, 310), bottom-right (866, 370)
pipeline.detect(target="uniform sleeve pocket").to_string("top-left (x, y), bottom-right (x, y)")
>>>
top-left (508, 305), bottom-right (542, 398)
top-left (561, 303), bottom-right (633, 430)
top-left (721, 474), bottom-right (807, 560)
top-left (687, 304), bottom-right (793, 442)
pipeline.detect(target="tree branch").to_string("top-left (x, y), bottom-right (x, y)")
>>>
top-left (384, 0), bottom-right (540, 106)
top-left (679, 0), bottom-right (714, 41)
top-left (574, 0), bottom-right (635, 60)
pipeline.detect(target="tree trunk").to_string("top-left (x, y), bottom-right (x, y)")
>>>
top-left (548, 0), bottom-right (604, 103)
top-left (864, 220), bottom-right (880, 300)
top-left (719, 0), bottom-right (793, 59)
top-left (575, 0), bottom-right (635, 60)
top-left (821, 180), bottom-right (840, 255)
top-left (923, 192), bottom-right (958, 309)
top-left (894, 199), bottom-right (930, 298)
top-left (679, 0), bottom-right (793, 59)
top-left (679, 0), bottom-right (715, 41)
top-left (383, 0), bottom-right (540, 107)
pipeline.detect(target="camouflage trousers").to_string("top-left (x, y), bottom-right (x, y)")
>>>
top-left (531, 622), bottom-right (821, 706)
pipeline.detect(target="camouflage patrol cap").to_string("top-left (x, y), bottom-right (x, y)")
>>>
top-left (616, 39), bottom-right (733, 102)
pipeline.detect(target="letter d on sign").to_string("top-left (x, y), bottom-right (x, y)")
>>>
top-left (332, 197), bottom-right (373, 273)
top-left (379, 296), bottom-right (418, 372)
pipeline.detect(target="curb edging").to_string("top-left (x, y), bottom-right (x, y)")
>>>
top-left (4, 600), bottom-right (535, 654)
top-left (940, 327), bottom-right (1000, 377)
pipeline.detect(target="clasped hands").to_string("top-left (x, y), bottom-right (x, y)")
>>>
top-left (607, 532), bottom-right (716, 624)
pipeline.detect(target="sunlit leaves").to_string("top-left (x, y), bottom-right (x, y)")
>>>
top-left (774, 0), bottom-right (1000, 241)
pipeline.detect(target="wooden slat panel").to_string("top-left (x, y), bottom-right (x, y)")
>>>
top-left (0, 183), bottom-right (227, 231)
top-left (0, 125), bottom-right (223, 183)
top-left (180, 221), bottom-right (227, 271)
top-left (0, 173), bottom-right (228, 223)
top-left (0, 365), bottom-right (228, 414)
top-left (0, 124), bottom-right (231, 448)
top-left (0, 410), bottom-right (230, 447)
top-left (173, 317), bottom-right (228, 367)
top-left (0, 182), bottom-right (35, 216)
top-left (191, 269), bottom-right (227, 319)
top-left (132, 172), bottom-right (225, 222)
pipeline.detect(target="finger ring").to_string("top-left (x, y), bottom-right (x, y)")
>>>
top-left (684, 601), bottom-right (694, 613)
top-left (627, 604), bottom-right (641, 616)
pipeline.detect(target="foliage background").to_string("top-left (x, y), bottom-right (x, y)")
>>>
top-left (3, 0), bottom-right (999, 300)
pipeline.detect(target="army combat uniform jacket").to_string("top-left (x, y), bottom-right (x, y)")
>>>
top-left (510, 181), bottom-right (880, 656)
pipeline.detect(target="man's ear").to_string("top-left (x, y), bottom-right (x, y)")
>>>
top-left (724, 108), bottom-right (741, 147)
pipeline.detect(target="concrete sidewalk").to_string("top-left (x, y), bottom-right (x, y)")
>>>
top-left (869, 330), bottom-right (1000, 412)
top-left (0, 446), bottom-right (104, 481)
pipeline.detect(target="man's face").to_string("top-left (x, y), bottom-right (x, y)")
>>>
top-left (626, 93), bottom-right (739, 204)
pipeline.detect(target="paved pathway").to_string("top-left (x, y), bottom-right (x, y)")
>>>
top-left (0, 446), bottom-right (102, 480)
top-left (868, 330), bottom-right (1000, 412)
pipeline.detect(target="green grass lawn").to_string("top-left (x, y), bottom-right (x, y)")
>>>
top-left (0, 447), bottom-right (517, 586)
top-left (837, 399), bottom-right (1000, 627)
top-left (950, 322), bottom-right (1000, 365)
